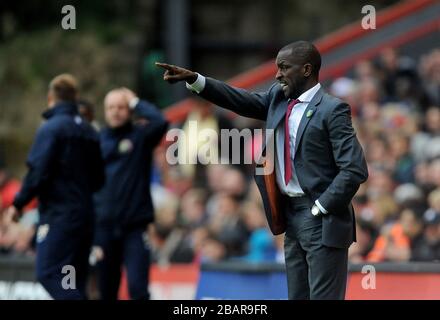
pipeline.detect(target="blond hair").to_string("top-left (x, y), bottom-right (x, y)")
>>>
top-left (49, 74), bottom-right (78, 102)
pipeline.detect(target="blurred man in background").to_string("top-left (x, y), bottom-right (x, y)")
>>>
top-left (4, 74), bottom-right (104, 299)
top-left (78, 98), bottom-right (100, 131)
top-left (93, 87), bottom-right (168, 300)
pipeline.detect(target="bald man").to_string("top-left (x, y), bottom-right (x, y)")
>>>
top-left (157, 41), bottom-right (368, 299)
top-left (93, 88), bottom-right (168, 300)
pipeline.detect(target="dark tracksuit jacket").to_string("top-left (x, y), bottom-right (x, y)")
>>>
top-left (13, 101), bottom-right (104, 226)
top-left (94, 100), bottom-right (168, 237)
top-left (93, 100), bottom-right (168, 300)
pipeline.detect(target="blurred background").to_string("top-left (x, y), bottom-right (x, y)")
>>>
top-left (0, 0), bottom-right (440, 299)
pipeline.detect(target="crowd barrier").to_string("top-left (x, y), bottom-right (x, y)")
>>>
top-left (1, 255), bottom-right (440, 299)
top-left (197, 261), bottom-right (440, 300)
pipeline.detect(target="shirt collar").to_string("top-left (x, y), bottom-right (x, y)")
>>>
top-left (104, 121), bottom-right (133, 137)
top-left (42, 101), bottom-right (78, 119)
top-left (294, 83), bottom-right (321, 104)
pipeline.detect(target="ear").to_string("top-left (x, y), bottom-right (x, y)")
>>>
top-left (47, 91), bottom-right (55, 107)
top-left (303, 63), bottom-right (313, 77)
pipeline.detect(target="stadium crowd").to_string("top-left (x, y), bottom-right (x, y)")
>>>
top-left (1, 47), bottom-right (440, 265)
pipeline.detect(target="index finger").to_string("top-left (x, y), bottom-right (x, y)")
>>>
top-left (155, 62), bottom-right (175, 71)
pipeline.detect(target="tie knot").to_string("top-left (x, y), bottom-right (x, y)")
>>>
top-left (287, 99), bottom-right (300, 113)
top-left (288, 99), bottom-right (300, 107)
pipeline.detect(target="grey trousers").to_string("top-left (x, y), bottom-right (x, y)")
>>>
top-left (284, 196), bottom-right (348, 300)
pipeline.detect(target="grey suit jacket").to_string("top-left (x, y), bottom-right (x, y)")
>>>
top-left (198, 77), bottom-right (368, 248)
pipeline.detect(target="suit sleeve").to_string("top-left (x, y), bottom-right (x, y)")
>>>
top-left (317, 103), bottom-right (368, 213)
top-left (134, 100), bottom-right (169, 147)
top-left (13, 125), bottom-right (59, 210)
top-left (198, 78), bottom-right (272, 121)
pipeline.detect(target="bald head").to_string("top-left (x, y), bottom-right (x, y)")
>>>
top-left (104, 89), bottom-right (127, 108)
top-left (104, 89), bottom-right (131, 128)
top-left (276, 41), bottom-right (321, 98)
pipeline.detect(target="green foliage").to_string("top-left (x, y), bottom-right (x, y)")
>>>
top-left (0, 24), bottom-right (138, 176)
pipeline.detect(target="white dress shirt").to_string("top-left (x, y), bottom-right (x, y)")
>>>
top-left (186, 74), bottom-right (327, 213)
top-left (275, 83), bottom-right (320, 196)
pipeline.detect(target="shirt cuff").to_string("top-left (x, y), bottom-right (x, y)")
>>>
top-left (129, 97), bottom-right (139, 110)
top-left (315, 200), bottom-right (328, 214)
top-left (185, 73), bottom-right (206, 93)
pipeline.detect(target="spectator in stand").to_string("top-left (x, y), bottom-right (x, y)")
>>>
top-left (348, 219), bottom-right (377, 263)
top-left (367, 203), bottom-right (426, 262)
top-left (207, 192), bottom-right (248, 258)
top-left (0, 152), bottom-right (38, 255)
top-left (199, 234), bottom-right (227, 263)
top-left (177, 99), bottom-right (234, 186)
top-left (418, 208), bottom-right (440, 261)
top-left (366, 168), bottom-right (394, 200)
top-left (419, 49), bottom-right (440, 106)
top-left (412, 107), bottom-right (440, 162)
top-left (358, 77), bottom-right (382, 107)
top-left (387, 132), bottom-right (415, 184)
top-left (150, 190), bottom-right (187, 264)
top-left (206, 163), bottom-right (230, 194)
top-left (425, 107), bottom-right (440, 136)
top-left (0, 207), bottom-right (37, 255)
top-left (365, 135), bottom-right (393, 172)
top-left (354, 59), bottom-right (378, 82)
top-left (393, 183), bottom-right (425, 209)
top-left (378, 48), bottom-right (410, 100)
top-left (416, 164), bottom-right (436, 198)
top-left (240, 201), bottom-right (276, 262)
top-left (428, 158), bottom-right (440, 189)
top-left (0, 164), bottom-right (22, 211)
top-left (218, 167), bottom-right (247, 199)
top-left (179, 188), bottom-right (208, 230)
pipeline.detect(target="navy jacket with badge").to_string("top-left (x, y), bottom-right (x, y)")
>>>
top-left (94, 100), bottom-right (168, 229)
top-left (13, 102), bottom-right (105, 226)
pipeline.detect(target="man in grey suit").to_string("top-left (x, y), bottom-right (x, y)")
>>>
top-left (156, 41), bottom-right (368, 300)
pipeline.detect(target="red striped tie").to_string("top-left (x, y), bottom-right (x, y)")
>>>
top-left (284, 99), bottom-right (300, 185)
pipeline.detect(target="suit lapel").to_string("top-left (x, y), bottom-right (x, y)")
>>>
top-left (267, 100), bottom-right (287, 130)
top-left (259, 98), bottom-right (286, 154)
top-left (259, 87), bottom-right (324, 161)
top-left (294, 87), bottom-right (324, 154)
